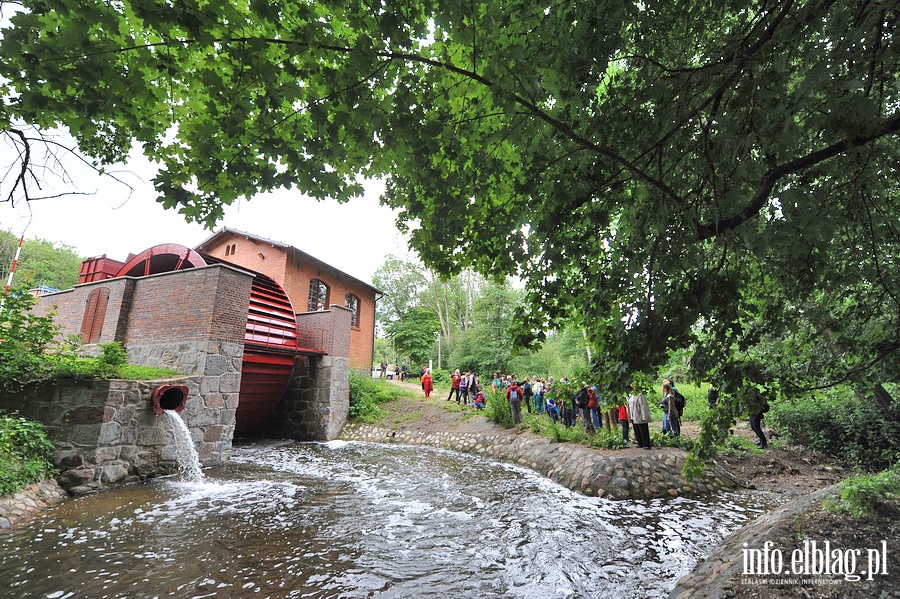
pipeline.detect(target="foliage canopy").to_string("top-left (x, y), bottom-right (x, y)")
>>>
top-left (1, 1), bottom-right (898, 399)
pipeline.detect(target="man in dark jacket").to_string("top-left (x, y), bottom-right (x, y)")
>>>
top-left (746, 390), bottom-right (769, 448)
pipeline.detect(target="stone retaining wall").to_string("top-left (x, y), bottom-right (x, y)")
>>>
top-left (0, 479), bottom-right (68, 530)
top-left (341, 423), bottom-right (739, 500)
top-left (2, 377), bottom-right (233, 495)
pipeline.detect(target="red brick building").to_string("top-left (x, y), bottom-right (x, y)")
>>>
top-left (194, 228), bottom-right (381, 372)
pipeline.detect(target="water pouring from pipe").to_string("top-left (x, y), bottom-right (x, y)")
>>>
top-left (151, 384), bottom-right (203, 482)
top-left (163, 410), bottom-right (204, 482)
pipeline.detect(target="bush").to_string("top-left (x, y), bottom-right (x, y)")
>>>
top-left (0, 287), bottom-right (62, 393)
top-left (825, 465), bottom-right (900, 520)
top-left (348, 372), bottom-right (406, 422)
top-left (484, 390), bottom-right (512, 428)
top-left (0, 413), bottom-right (56, 496)
top-left (766, 388), bottom-right (900, 470)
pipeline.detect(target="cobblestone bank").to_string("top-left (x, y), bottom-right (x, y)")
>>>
top-left (341, 423), bottom-right (739, 500)
top-left (668, 485), bottom-right (838, 598)
top-left (0, 479), bottom-right (68, 530)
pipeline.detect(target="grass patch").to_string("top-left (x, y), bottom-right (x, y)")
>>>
top-left (349, 374), bottom-right (413, 423)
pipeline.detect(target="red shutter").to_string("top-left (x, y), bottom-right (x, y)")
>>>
top-left (79, 287), bottom-right (110, 343)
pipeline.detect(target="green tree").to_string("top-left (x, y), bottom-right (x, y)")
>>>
top-left (385, 306), bottom-right (440, 366)
top-left (0, 232), bottom-right (83, 291)
top-left (0, 284), bottom-right (62, 392)
top-left (2, 2), bottom-right (898, 441)
top-left (371, 254), bottom-right (426, 331)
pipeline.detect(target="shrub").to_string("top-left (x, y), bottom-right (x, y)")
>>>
top-left (825, 466), bottom-right (900, 520)
top-left (0, 413), bottom-right (56, 496)
top-left (766, 388), bottom-right (900, 470)
top-left (348, 372), bottom-right (406, 422)
top-left (0, 286), bottom-right (62, 393)
top-left (651, 432), bottom-right (696, 452)
top-left (484, 390), bottom-right (512, 428)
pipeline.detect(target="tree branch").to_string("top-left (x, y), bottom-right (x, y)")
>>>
top-left (696, 111), bottom-right (900, 239)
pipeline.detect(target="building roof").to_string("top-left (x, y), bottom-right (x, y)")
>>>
top-left (194, 227), bottom-right (383, 295)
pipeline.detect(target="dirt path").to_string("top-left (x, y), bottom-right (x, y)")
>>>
top-left (377, 379), bottom-right (847, 497)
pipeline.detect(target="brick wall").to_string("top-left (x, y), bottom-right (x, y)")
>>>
top-left (201, 235), bottom-right (377, 371)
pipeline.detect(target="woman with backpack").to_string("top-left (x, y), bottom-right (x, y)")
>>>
top-left (661, 381), bottom-right (681, 438)
top-left (506, 380), bottom-right (524, 425)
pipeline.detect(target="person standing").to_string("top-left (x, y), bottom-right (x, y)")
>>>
top-left (379, 359), bottom-right (388, 378)
top-left (562, 384), bottom-right (577, 428)
top-left (421, 369), bottom-right (434, 399)
top-left (587, 386), bottom-right (601, 429)
top-left (660, 378), bottom-right (672, 435)
top-left (662, 382), bottom-right (681, 438)
top-left (447, 369), bottom-right (461, 402)
top-left (617, 402), bottom-right (630, 443)
top-left (746, 390), bottom-right (769, 448)
top-left (628, 382), bottom-right (653, 449)
top-left (575, 384), bottom-right (595, 434)
top-left (532, 378), bottom-right (544, 415)
top-left (506, 380), bottom-right (524, 425)
top-left (458, 371), bottom-right (470, 405)
top-left (523, 378), bottom-right (534, 414)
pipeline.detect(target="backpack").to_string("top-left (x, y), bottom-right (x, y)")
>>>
top-left (460, 376), bottom-right (469, 390)
top-left (509, 388), bottom-right (519, 400)
top-left (672, 389), bottom-right (686, 416)
top-left (587, 393), bottom-right (599, 410)
top-left (574, 389), bottom-right (589, 408)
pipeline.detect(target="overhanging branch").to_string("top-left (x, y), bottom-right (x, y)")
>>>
top-left (696, 111), bottom-right (900, 240)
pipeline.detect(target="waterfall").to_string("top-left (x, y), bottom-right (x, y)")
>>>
top-left (163, 410), bottom-right (205, 482)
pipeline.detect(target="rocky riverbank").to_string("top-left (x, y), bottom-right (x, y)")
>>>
top-left (341, 422), bottom-right (739, 499)
top-left (0, 479), bottom-right (68, 530)
top-left (353, 384), bottom-right (897, 598)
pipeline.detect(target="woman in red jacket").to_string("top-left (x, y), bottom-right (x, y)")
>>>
top-left (422, 369), bottom-right (434, 399)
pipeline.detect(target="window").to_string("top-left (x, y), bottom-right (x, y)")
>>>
top-left (307, 279), bottom-right (329, 311)
top-left (224, 243), bottom-right (236, 256)
top-left (79, 287), bottom-right (110, 343)
top-left (345, 293), bottom-right (360, 327)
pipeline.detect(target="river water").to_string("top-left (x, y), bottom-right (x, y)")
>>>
top-left (0, 440), bottom-right (779, 598)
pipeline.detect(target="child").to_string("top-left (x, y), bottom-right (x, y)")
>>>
top-left (546, 396), bottom-right (559, 422)
top-left (474, 390), bottom-right (486, 410)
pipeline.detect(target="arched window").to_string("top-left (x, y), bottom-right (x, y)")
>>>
top-left (80, 287), bottom-right (110, 343)
top-left (344, 293), bottom-right (360, 327)
top-left (307, 279), bottom-right (329, 311)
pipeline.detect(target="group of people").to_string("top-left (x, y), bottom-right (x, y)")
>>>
top-left (411, 364), bottom-right (777, 451)
top-left (446, 370), bottom-right (485, 407)
top-left (410, 365), bottom-right (769, 451)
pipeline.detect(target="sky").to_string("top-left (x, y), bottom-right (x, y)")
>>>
top-left (0, 139), bottom-right (409, 284)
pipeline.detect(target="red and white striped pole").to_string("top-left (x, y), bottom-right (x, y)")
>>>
top-left (4, 234), bottom-right (24, 296)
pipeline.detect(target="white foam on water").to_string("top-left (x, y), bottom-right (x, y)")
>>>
top-left (321, 440), bottom-right (351, 449)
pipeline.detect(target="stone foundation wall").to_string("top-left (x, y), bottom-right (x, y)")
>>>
top-left (250, 354), bottom-right (350, 441)
top-left (3, 376), bottom-right (234, 494)
top-left (341, 423), bottom-right (739, 500)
